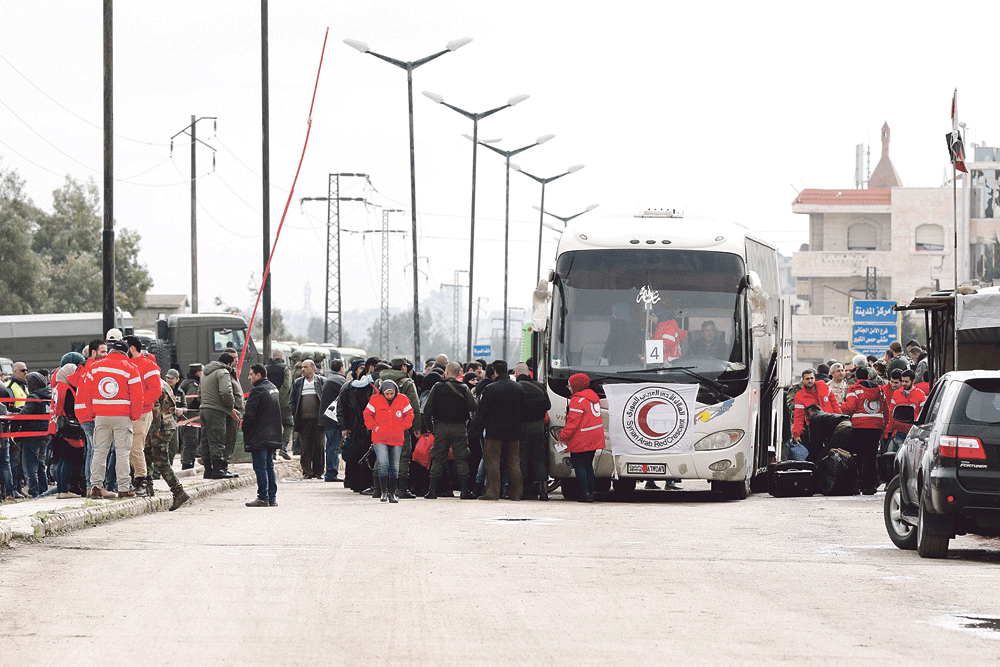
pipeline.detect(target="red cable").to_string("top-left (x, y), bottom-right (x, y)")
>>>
top-left (238, 27), bottom-right (330, 378)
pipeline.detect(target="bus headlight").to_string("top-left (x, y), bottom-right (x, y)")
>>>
top-left (694, 430), bottom-right (744, 451)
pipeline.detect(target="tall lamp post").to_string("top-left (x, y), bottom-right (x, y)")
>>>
top-left (468, 133), bottom-right (554, 362)
top-left (343, 37), bottom-right (472, 366)
top-left (511, 163), bottom-right (585, 282)
top-left (534, 203), bottom-right (600, 232)
top-left (423, 91), bottom-right (530, 360)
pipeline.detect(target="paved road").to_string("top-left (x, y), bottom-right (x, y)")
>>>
top-left (2, 480), bottom-right (1000, 666)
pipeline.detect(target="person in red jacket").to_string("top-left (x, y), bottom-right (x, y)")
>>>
top-left (127, 336), bottom-right (159, 497)
top-left (792, 368), bottom-right (841, 444)
top-left (363, 379), bottom-right (414, 503)
top-left (559, 373), bottom-right (605, 503)
top-left (885, 369), bottom-right (927, 448)
top-left (840, 366), bottom-right (887, 494)
top-left (77, 330), bottom-right (144, 499)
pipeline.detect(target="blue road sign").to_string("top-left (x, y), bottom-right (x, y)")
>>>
top-left (472, 345), bottom-right (492, 357)
top-left (851, 324), bottom-right (898, 356)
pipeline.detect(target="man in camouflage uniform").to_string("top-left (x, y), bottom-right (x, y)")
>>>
top-left (145, 378), bottom-right (191, 511)
top-left (178, 363), bottom-right (202, 469)
top-left (222, 348), bottom-right (246, 466)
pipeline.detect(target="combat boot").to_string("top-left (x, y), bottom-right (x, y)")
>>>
top-left (396, 481), bottom-right (415, 499)
top-left (218, 460), bottom-right (238, 478)
top-left (424, 476), bottom-right (439, 499)
top-left (459, 481), bottom-right (476, 500)
top-left (144, 477), bottom-right (155, 497)
top-left (537, 483), bottom-right (549, 502)
top-left (169, 487), bottom-right (190, 511)
top-left (379, 476), bottom-right (389, 502)
top-left (388, 477), bottom-right (398, 503)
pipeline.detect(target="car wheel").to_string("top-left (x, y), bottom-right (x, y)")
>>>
top-left (916, 494), bottom-right (950, 559)
top-left (712, 477), bottom-right (751, 500)
top-left (883, 476), bottom-right (916, 550)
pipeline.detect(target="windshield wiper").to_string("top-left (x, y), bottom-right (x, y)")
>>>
top-left (615, 365), bottom-right (732, 400)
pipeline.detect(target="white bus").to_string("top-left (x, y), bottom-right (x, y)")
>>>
top-left (531, 209), bottom-right (791, 500)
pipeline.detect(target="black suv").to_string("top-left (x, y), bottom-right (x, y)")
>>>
top-left (884, 371), bottom-right (1000, 558)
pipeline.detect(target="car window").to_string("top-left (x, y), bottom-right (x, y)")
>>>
top-left (952, 378), bottom-right (1000, 426)
top-left (917, 380), bottom-right (948, 425)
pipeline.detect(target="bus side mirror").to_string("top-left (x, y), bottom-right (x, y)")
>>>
top-left (532, 278), bottom-right (551, 333)
top-left (892, 404), bottom-right (915, 424)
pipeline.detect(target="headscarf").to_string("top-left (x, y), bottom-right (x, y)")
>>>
top-left (26, 371), bottom-right (47, 393)
top-left (380, 379), bottom-right (399, 398)
top-left (56, 363), bottom-right (78, 387)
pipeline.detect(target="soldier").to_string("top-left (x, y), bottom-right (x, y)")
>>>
top-left (145, 377), bottom-right (191, 511)
top-left (178, 363), bottom-right (202, 470)
top-left (222, 347), bottom-right (246, 467)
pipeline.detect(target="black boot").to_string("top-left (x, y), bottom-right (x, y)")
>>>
top-left (388, 477), bottom-right (398, 503)
top-left (537, 482), bottom-right (548, 501)
top-left (380, 476), bottom-right (389, 502)
top-left (371, 476), bottom-right (381, 499)
top-left (460, 481), bottom-right (475, 500)
top-left (424, 476), bottom-right (438, 499)
top-left (396, 480), bottom-right (415, 499)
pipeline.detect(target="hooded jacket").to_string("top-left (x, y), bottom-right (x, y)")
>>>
top-left (20, 372), bottom-right (52, 435)
top-left (132, 353), bottom-right (162, 414)
top-left (378, 368), bottom-right (422, 433)
top-left (886, 386), bottom-right (927, 438)
top-left (840, 380), bottom-right (887, 431)
top-left (76, 351), bottom-right (143, 421)
top-left (559, 387), bottom-right (605, 453)
top-left (199, 360), bottom-right (236, 413)
top-left (363, 384), bottom-right (414, 446)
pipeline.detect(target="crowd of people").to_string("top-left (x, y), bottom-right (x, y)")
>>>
top-left (787, 339), bottom-right (931, 494)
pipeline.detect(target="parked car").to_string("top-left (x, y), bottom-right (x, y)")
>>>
top-left (884, 371), bottom-right (1000, 558)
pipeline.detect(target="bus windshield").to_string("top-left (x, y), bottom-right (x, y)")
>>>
top-left (549, 249), bottom-right (748, 393)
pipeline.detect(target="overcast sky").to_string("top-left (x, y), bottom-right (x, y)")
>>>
top-left (3, 1), bottom-right (999, 334)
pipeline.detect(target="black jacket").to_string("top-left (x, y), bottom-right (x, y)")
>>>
top-left (338, 378), bottom-right (375, 446)
top-left (319, 373), bottom-right (347, 428)
top-left (242, 378), bottom-right (283, 452)
top-left (289, 374), bottom-right (325, 429)
top-left (472, 376), bottom-right (523, 441)
top-left (517, 375), bottom-right (550, 423)
top-left (423, 378), bottom-right (477, 429)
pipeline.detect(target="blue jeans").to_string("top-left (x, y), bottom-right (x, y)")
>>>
top-left (251, 449), bottom-right (277, 502)
top-left (324, 427), bottom-right (342, 481)
top-left (373, 443), bottom-right (401, 478)
top-left (570, 450), bottom-right (596, 499)
top-left (81, 421), bottom-right (96, 486)
top-left (0, 439), bottom-right (13, 497)
top-left (21, 436), bottom-right (49, 497)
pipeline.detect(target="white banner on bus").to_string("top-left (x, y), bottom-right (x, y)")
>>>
top-left (604, 383), bottom-right (699, 456)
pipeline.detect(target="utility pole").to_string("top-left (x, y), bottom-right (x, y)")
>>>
top-left (441, 269), bottom-right (467, 360)
top-left (261, 0), bottom-right (271, 359)
top-left (102, 0), bottom-right (114, 335)
top-left (170, 116), bottom-right (217, 314)
top-left (300, 173), bottom-right (370, 345)
top-left (362, 210), bottom-right (405, 357)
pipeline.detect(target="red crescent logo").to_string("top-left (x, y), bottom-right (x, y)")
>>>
top-left (637, 400), bottom-right (668, 438)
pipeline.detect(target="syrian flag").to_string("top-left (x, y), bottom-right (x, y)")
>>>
top-left (947, 88), bottom-right (968, 173)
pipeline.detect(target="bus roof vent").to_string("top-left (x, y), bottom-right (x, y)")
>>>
top-left (636, 208), bottom-right (683, 218)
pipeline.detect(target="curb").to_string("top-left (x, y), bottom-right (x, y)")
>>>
top-left (0, 460), bottom-right (301, 546)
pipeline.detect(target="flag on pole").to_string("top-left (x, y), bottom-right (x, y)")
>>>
top-left (946, 88), bottom-right (968, 173)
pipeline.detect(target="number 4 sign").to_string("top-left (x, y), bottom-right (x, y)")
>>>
top-left (645, 339), bottom-right (663, 364)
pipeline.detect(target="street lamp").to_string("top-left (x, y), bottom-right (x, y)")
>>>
top-left (423, 90), bottom-right (530, 360)
top-left (511, 163), bottom-right (585, 282)
top-left (533, 203), bottom-right (600, 232)
top-left (343, 36), bottom-right (472, 366)
top-left (466, 133), bottom-right (554, 362)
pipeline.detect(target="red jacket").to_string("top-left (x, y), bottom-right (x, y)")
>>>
top-left (886, 386), bottom-right (927, 437)
top-left (364, 392), bottom-right (414, 446)
top-left (792, 381), bottom-right (841, 439)
top-left (132, 353), bottom-right (160, 414)
top-left (559, 388), bottom-right (605, 453)
top-left (76, 352), bottom-right (143, 421)
top-left (840, 380), bottom-right (887, 431)
top-left (71, 361), bottom-right (94, 423)
top-left (653, 320), bottom-right (687, 361)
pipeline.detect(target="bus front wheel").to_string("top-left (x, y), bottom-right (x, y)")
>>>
top-left (712, 478), bottom-right (750, 500)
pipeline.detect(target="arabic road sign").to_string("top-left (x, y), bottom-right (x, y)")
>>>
top-left (850, 299), bottom-right (898, 356)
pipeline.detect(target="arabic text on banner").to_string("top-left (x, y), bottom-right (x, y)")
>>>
top-left (604, 383), bottom-right (699, 456)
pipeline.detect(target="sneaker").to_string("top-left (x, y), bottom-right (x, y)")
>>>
top-left (91, 486), bottom-right (117, 499)
top-left (268, 499), bottom-right (278, 507)
top-left (56, 492), bottom-right (78, 499)
top-left (245, 498), bottom-right (269, 507)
